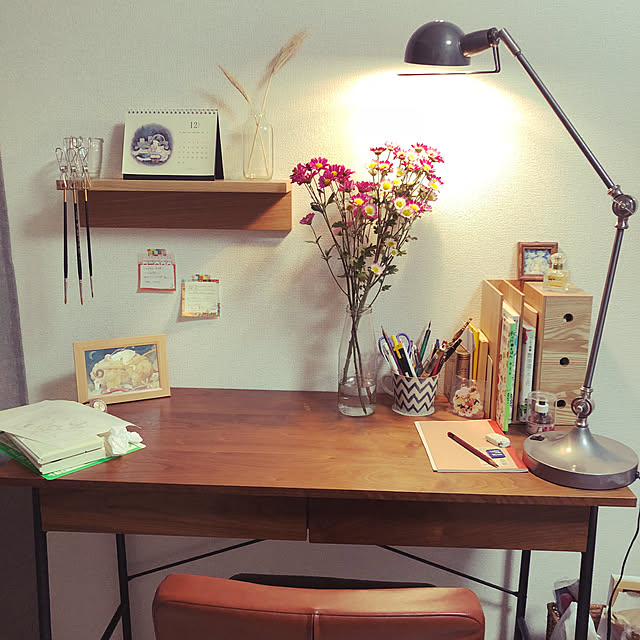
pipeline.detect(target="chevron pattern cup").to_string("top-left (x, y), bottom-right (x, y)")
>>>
top-left (387, 373), bottom-right (440, 417)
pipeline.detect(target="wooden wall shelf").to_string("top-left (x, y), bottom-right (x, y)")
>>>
top-left (56, 179), bottom-right (292, 231)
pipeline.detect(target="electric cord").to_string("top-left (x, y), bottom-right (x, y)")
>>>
top-left (606, 501), bottom-right (640, 640)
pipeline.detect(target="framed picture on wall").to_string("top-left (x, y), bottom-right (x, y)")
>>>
top-left (517, 242), bottom-right (558, 281)
top-left (73, 334), bottom-right (170, 404)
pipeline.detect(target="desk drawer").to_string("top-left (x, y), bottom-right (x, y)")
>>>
top-left (308, 498), bottom-right (590, 551)
top-left (40, 487), bottom-right (307, 540)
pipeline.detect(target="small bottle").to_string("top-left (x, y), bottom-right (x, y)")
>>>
top-left (526, 391), bottom-right (556, 435)
top-left (543, 252), bottom-right (570, 292)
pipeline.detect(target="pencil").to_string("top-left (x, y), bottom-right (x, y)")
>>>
top-left (447, 431), bottom-right (499, 468)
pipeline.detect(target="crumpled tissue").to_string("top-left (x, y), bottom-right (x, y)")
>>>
top-left (104, 425), bottom-right (143, 456)
top-left (550, 602), bottom-right (599, 640)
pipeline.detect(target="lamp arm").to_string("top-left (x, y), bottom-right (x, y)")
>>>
top-left (497, 28), bottom-right (615, 190)
top-left (493, 27), bottom-right (638, 427)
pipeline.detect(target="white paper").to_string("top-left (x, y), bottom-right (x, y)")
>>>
top-left (182, 280), bottom-right (219, 315)
top-left (139, 262), bottom-right (175, 290)
top-left (0, 400), bottom-right (134, 447)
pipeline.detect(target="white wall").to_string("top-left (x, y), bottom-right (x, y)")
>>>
top-left (2, 0), bottom-right (639, 638)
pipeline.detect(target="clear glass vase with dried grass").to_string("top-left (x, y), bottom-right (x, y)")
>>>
top-left (219, 29), bottom-right (306, 180)
top-left (242, 107), bottom-right (273, 179)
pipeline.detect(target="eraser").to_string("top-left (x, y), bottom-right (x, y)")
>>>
top-left (485, 433), bottom-right (510, 447)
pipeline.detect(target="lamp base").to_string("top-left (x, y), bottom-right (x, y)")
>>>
top-left (523, 427), bottom-right (638, 490)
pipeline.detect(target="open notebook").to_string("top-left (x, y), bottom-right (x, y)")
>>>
top-left (415, 419), bottom-right (527, 472)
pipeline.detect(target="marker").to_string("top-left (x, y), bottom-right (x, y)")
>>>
top-left (392, 335), bottom-right (416, 377)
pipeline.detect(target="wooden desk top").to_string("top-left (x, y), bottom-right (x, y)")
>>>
top-left (0, 388), bottom-right (635, 507)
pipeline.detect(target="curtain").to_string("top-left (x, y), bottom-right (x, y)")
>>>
top-left (0, 152), bottom-right (27, 411)
top-left (0, 152), bottom-right (37, 640)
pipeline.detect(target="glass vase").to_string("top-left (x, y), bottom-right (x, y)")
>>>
top-left (337, 306), bottom-right (377, 416)
top-left (242, 109), bottom-right (273, 180)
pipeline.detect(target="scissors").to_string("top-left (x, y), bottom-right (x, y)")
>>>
top-left (378, 333), bottom-right (413, 358)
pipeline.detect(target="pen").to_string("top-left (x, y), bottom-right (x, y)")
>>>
top-left (423, 341), bottom-right (446, 377)
top-left (381, 325), bottom-right (395, 353)
top-left (392, 335), bottom-right (416, 377)
top-left (419, 321), bottom-right (431, 360)
top-left (447, 431), bottom-right (499, 468)
top-left (433, 338), bottom-right (462, 375)
top-left (379, 338), bottom-right (400, 374)
top-left (450, 318), bottom-right (472, 345)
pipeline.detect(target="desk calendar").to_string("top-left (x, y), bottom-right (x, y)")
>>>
top-left (122, 108), bottom-right (223, 180)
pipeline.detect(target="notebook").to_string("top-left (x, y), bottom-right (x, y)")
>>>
top-left (415, 419), bottom-right (528, 472)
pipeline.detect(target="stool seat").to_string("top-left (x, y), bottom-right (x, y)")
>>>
top-left (153, 573), bottom-right (485, 640)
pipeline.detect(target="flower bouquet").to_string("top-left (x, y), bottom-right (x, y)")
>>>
top-left (292, 143), bottom-right (444, 415)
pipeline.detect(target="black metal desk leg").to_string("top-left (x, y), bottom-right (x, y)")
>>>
top-left (514, 550), bottom-right (531, 640)
top-left (116, 534), bottom-right (132, 640)
top-left (32, 489), bottom-right (52, 640)
top-left (576, 507), bottom-right (598, 640)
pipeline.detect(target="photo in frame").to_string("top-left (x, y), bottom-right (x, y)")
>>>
top-left (517, 242), bottom-right (559, 281)
top-left (73, 334), bottom-right (170, 404)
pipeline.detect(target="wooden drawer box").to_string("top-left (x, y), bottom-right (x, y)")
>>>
top-left (523, 282), bottom-right (593, 425)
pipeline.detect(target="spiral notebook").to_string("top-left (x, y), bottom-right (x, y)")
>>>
top-left (122, 108), bottom-right (224, 180)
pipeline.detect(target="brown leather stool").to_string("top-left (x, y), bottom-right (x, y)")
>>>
top-left (153, 573), bottom-right (485, 639)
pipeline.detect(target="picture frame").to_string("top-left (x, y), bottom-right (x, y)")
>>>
top-left (73, 334), bottom-right (170, 404)
top-left (517, 242), bottom-right (559, 281)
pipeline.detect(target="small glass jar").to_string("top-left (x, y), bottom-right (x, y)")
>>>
top-left (526, 391), bottom-right (557, 434)
top-left (87, 137), bottom-right (104, 179)
top-left (543, 252), bottom-right (570, 292)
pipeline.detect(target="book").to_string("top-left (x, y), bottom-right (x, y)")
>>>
top-left (0, 431), bottom-right (106, 472)
top-left (475, 329), bottom-right (489, 384)
top-left (415, 419), bottom-right (527, 473)
top-left (494, 302), bottom-right (520, 432)
top-left (0, 400), bottom-right (142, 476)
top-left (122, 108), bottom-right (223, 180)
top-left (0, 436), bottom-right (145, 480)
top-left (479, 280), bottom-right (504, 415)
top-left (0, 431), bottom-right (106, 474)
top-left (517, 305), bottom-right (538, 421)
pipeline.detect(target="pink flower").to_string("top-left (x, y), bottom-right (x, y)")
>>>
top-left (356, 181), bottom-right (374, 193)
top-left (363, 203), bottom-right (377, 219)
top-left (328, 164), bottom-right (355, 181)
top-left (310, 157), bottom-right (329, 170)
top-left (370, 146), bottom-right (386, 155)
top-left (425, 147), bottom-right (444, 163)
top-left (290, 163), bottom-right (313, 184)
top-left (319, 169), bottom-right (334, 188)
top-left (338, 179), bottom-right (356, 193)
top-left (299, 212), bottom-right (315, 225)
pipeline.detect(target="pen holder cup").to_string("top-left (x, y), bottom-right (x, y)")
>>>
top-left (382, 373), bottom-right (439, 417)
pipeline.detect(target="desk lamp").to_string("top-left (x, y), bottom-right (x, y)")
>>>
top-left (403, 21), bottom-right (638, 490)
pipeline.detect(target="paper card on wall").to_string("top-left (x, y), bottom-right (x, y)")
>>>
top-left (181, 275), bottom-right (220, 318)
top-left (138, 249), bottom-right (176, 291)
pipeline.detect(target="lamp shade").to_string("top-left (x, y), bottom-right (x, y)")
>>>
top-left (404, 21), bottom-right (469, 66)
